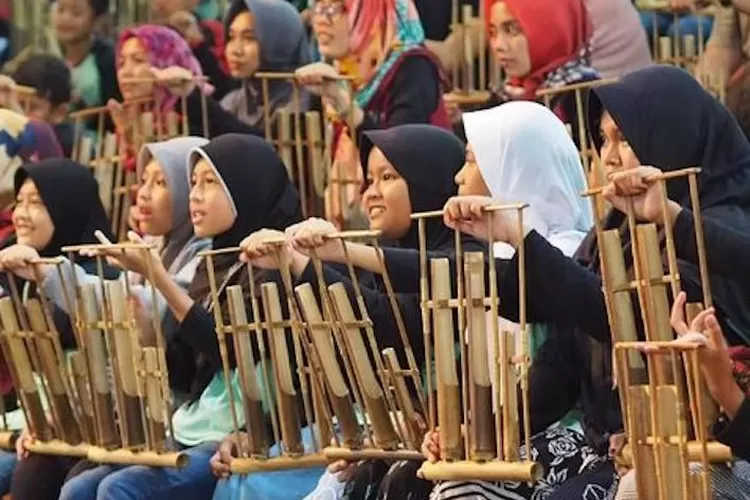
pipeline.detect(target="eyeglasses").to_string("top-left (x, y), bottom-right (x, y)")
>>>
top-left (312, 1), bottom-right (346, 24)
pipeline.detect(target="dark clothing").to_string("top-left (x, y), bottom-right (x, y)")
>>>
top-left (413, 0), bottom-right (479, 41)
top-left (190, 40), bottom-right (234, 100)
top-left (90, 37), bottom-right (119, 108)
top-left (356, 49), bottom-right (451, 141)
top-left (53, 122), bottom-right (74, 159)
top-left (10, 454), bottom-right (79, 500)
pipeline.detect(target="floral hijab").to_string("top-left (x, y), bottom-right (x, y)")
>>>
top-left (338, 0), bottom-right (425, 108)
top-left (116, 25), bottom-right (213, 113)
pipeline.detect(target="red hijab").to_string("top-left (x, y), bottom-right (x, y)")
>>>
top-left (487, 0), bottom-right (593, 99)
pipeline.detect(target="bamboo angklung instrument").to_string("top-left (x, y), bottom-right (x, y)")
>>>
top-left (412, 206), bottom-right (542, 483)
top-left (69, 82), bottom-right (209, 239)
top-left (8, 242), bottom-right (189, 468)
top-left (295, 230), bottom-right (427, 462)
top-left (254, 72), bottom-right (358, 225)
top-left (199, 244), bottom-right (332, 474)
top-left (582, 167), bottom-right (732, 500)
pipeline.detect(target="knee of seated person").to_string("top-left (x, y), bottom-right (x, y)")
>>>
top-left (97, 472), bottom-right (138, 499)
top-left (60, 473), bottom-right (101, 500)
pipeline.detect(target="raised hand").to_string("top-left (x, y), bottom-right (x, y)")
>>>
top-left (151, 66), bottom-right (197, 98)
top-left (443, 196), bottom-right (525, 246)
top-left (421, 429), bottom-right (441, 463)
top-left (602, 166), bottom-right (681, 225)
top-left (238, 228), bottom-right (288, 270)
top-left (0, 244), bottom-right (44, 281)
top-left (287, 217), bottom-right (345, 263)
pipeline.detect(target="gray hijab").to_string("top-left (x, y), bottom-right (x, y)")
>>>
top-left (137, 136), bottom-right (209, 271)
top-left (221, 0), bottom-right (311, 128)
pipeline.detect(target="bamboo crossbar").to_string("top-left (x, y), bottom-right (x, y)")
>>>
top-left (324, 447), bottom-right (424, 461)
top-left (229, 453), bottom-right (329, 474)
top-left (581, 167), bottom-right (702, 197)
top-left (410, 203), bottom-right (529, 220)
top-left (617, 441), bottom-right (733, 465)
top-left (255, 72), bottom-right (355, 82)
top-left (0, 432), bottom-right (17, 450)
top-left (535, 77), bottom-right (619, 98)
top-left (418, 460), bottom-right (543, 482)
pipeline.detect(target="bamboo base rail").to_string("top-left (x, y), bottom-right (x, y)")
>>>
top-left (323, 447), bottom-right (424, 462)
top-left (229, 453), bottom-right (329, 474)
top-left (87, 447), bottom-right (189, 468)
top-left (618, 441), bottom-right (732, 466)
top-left (0, 432), bottom-right (17, 450)
top-left (25, 440), bottom-right (90, 458)
top-left (419, 460), bottom-right (543, 483)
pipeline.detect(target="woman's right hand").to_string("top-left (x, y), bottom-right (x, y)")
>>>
top-left (421, 429), bottom-right (441, 463)
top-left (443, 196), bottom-right (527, 246)
top-left (15, 427), bottom-right (33, 460)
top-left (151, 66), bottom-right (197, 98)
top-left (286, 218), bottom-right (345, 263)
top-left (210, 432), bottom-right (248, 479)
top-left (239, 229), bottom-right (289, 269)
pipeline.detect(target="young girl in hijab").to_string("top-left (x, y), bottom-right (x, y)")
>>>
top-left (37, 136), bottom-right (211, 346)
top-left (438, 64), bottom-right (750, 499)
top-left (451, 0), bottom-right (599, 147)
top-left (0, 109), bottom-right (63, 243)
top-left (1, 159), bottom-right (118, 500)
top-left (294, 0), bottom-right (451, 227)
top-left (57, 133), bottom-right (302, 500)
top-left (164, 0), bottom-right (311, 135)
top-left (371, 102), bottom-right (596, 500)
top-left (235, 124), bottom-right (478, 500)
top-left (112, 25), bottom-right (216, 166)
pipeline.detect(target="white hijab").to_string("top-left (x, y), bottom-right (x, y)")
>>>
top-left (462, 101), bottom-right (593, 258)
top-left (464, 102), bottom-right (594, 405)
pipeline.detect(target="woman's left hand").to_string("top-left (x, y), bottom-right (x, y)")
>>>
top-left (0, 244), bottom-right (45, 281)
top-left (151, 66), bottom-right (197, 98)
top-left (295, 63), bottom-right (351, 113)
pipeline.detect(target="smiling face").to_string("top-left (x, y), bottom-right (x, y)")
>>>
top-left (455, 143), bottom-right (491, 196)
top-left (117, 37), bottom-right (155, 101)
top-left (189, 159), bottom-right (235, 238)
top-left (361, 147), bottom-right (412, 240)
top-left (13, 179), bottom-right (55, 251)
top-left (312, 0), bottom-right (350, 60)
top-left (226, 10), bottom-right (261, 79)
top-left (136, 159), bottom-right (173, 236)
top-left (52, 0), bottom-right (96, 44)
top-left (599, 111), bottom-right (641, 178)
top-left (488, 1), bottom-right (531, 78)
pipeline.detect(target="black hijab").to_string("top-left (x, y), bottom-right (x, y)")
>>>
top-left (187, 133), bottom-right (302, 300)
top-left (360, 124), bottom-right (465, 251)
top-left (580, 64), bottom-right (750, 343)
top-left (14, 159), bottom-right (115, 257)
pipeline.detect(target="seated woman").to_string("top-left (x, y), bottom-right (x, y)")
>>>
top-left (435, 64), bottom-right (750, 499)
top-left (449, 0), bottom-right (599, 147)
top-left (57, 133), bottom-right (302, 500)
top-left (294, 0), bottom-right (451, 226)
top-left (217, 123), bottom-right (475, 500)
top-left (586, 0), bottom-right (651, 78)
top-left (700, 3), bottom-right (750, 86)
top-left (0, 159), bottom-right (118, 500)
top-left (164, 0), bottom-right (312, 135)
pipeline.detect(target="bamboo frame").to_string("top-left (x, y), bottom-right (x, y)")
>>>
top-left (297, 230), bottom-right (428, 462)
top-left (69, 84), bottom-right (209, 240)
top-left (583, 167), bottom-right (730, 500)
top-left (198, 244), bottom-right (331, 476)
top-left (412, 204), bottom-right (541, 483)
top-left (0, 246), bottom-right (187, 468)
top-left (254, 72), bottom-right (357, 225)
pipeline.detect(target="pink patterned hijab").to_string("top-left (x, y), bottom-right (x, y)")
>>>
top-left (116, 25), bottom-right (213, 113)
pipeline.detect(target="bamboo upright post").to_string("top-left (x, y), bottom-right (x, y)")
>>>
top-left (583, 167), bottom-right (729, 500)
top-left (411, 206), bottom-right (542, 483)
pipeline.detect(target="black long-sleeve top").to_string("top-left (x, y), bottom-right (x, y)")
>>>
top-left (181, 89), bottom-right (265, 139)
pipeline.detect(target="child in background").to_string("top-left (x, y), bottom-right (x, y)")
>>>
top-left (51, 0), bottom-right (118, 110)
top-left (12, 55), bottom-right (75, 157)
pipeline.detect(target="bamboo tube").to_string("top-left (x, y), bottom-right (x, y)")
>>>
top-left (306, 112), bottom-right (327, 198)
top-left (291, 85), bottom-right (307, 219)
top-left (0, 432), bottom-right (17, 450)
top-left (0, 298), bottom-right (47, 438)
top-left (261, 283), bottom-right (303, 456)
top-left (277, 111), bottom-right (295, 180)
top-left (638, 224), bottom-right (673, 343)
top-left (69, 352), bottom-right (96, 442)
top-left (24, 299), bottom-right (82, 444)
top-left (462, 5), bottom-right (475, 93)
top-left (629, 386), bottom-right (660, 499)
top-left (87, 446), bottom-right (189, 468)
top-left (464, 253), bottom-right (495, 461)
top-left (382, 348), bottom-right (423, 449)
top-left (225, 286), bottom-right (267, 457)
top-left (229, 453), bottom-right (328, 474)
top-left (418, 460), bottom-right (543, 482)
top-left (430, 259), bottom-right (462, 461)
top-left (79, 285), bottom-right (119, 447)
top-left (328, 284), bottom-right (399, 450)
top-left (142, 348), bottom-right (166, 447)
top-left (105, 281), bottom-right (146, 448)
top-left (295, 284), bottom-right (361, 448)
top-left (659, 36), bottom-right (673, 63)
